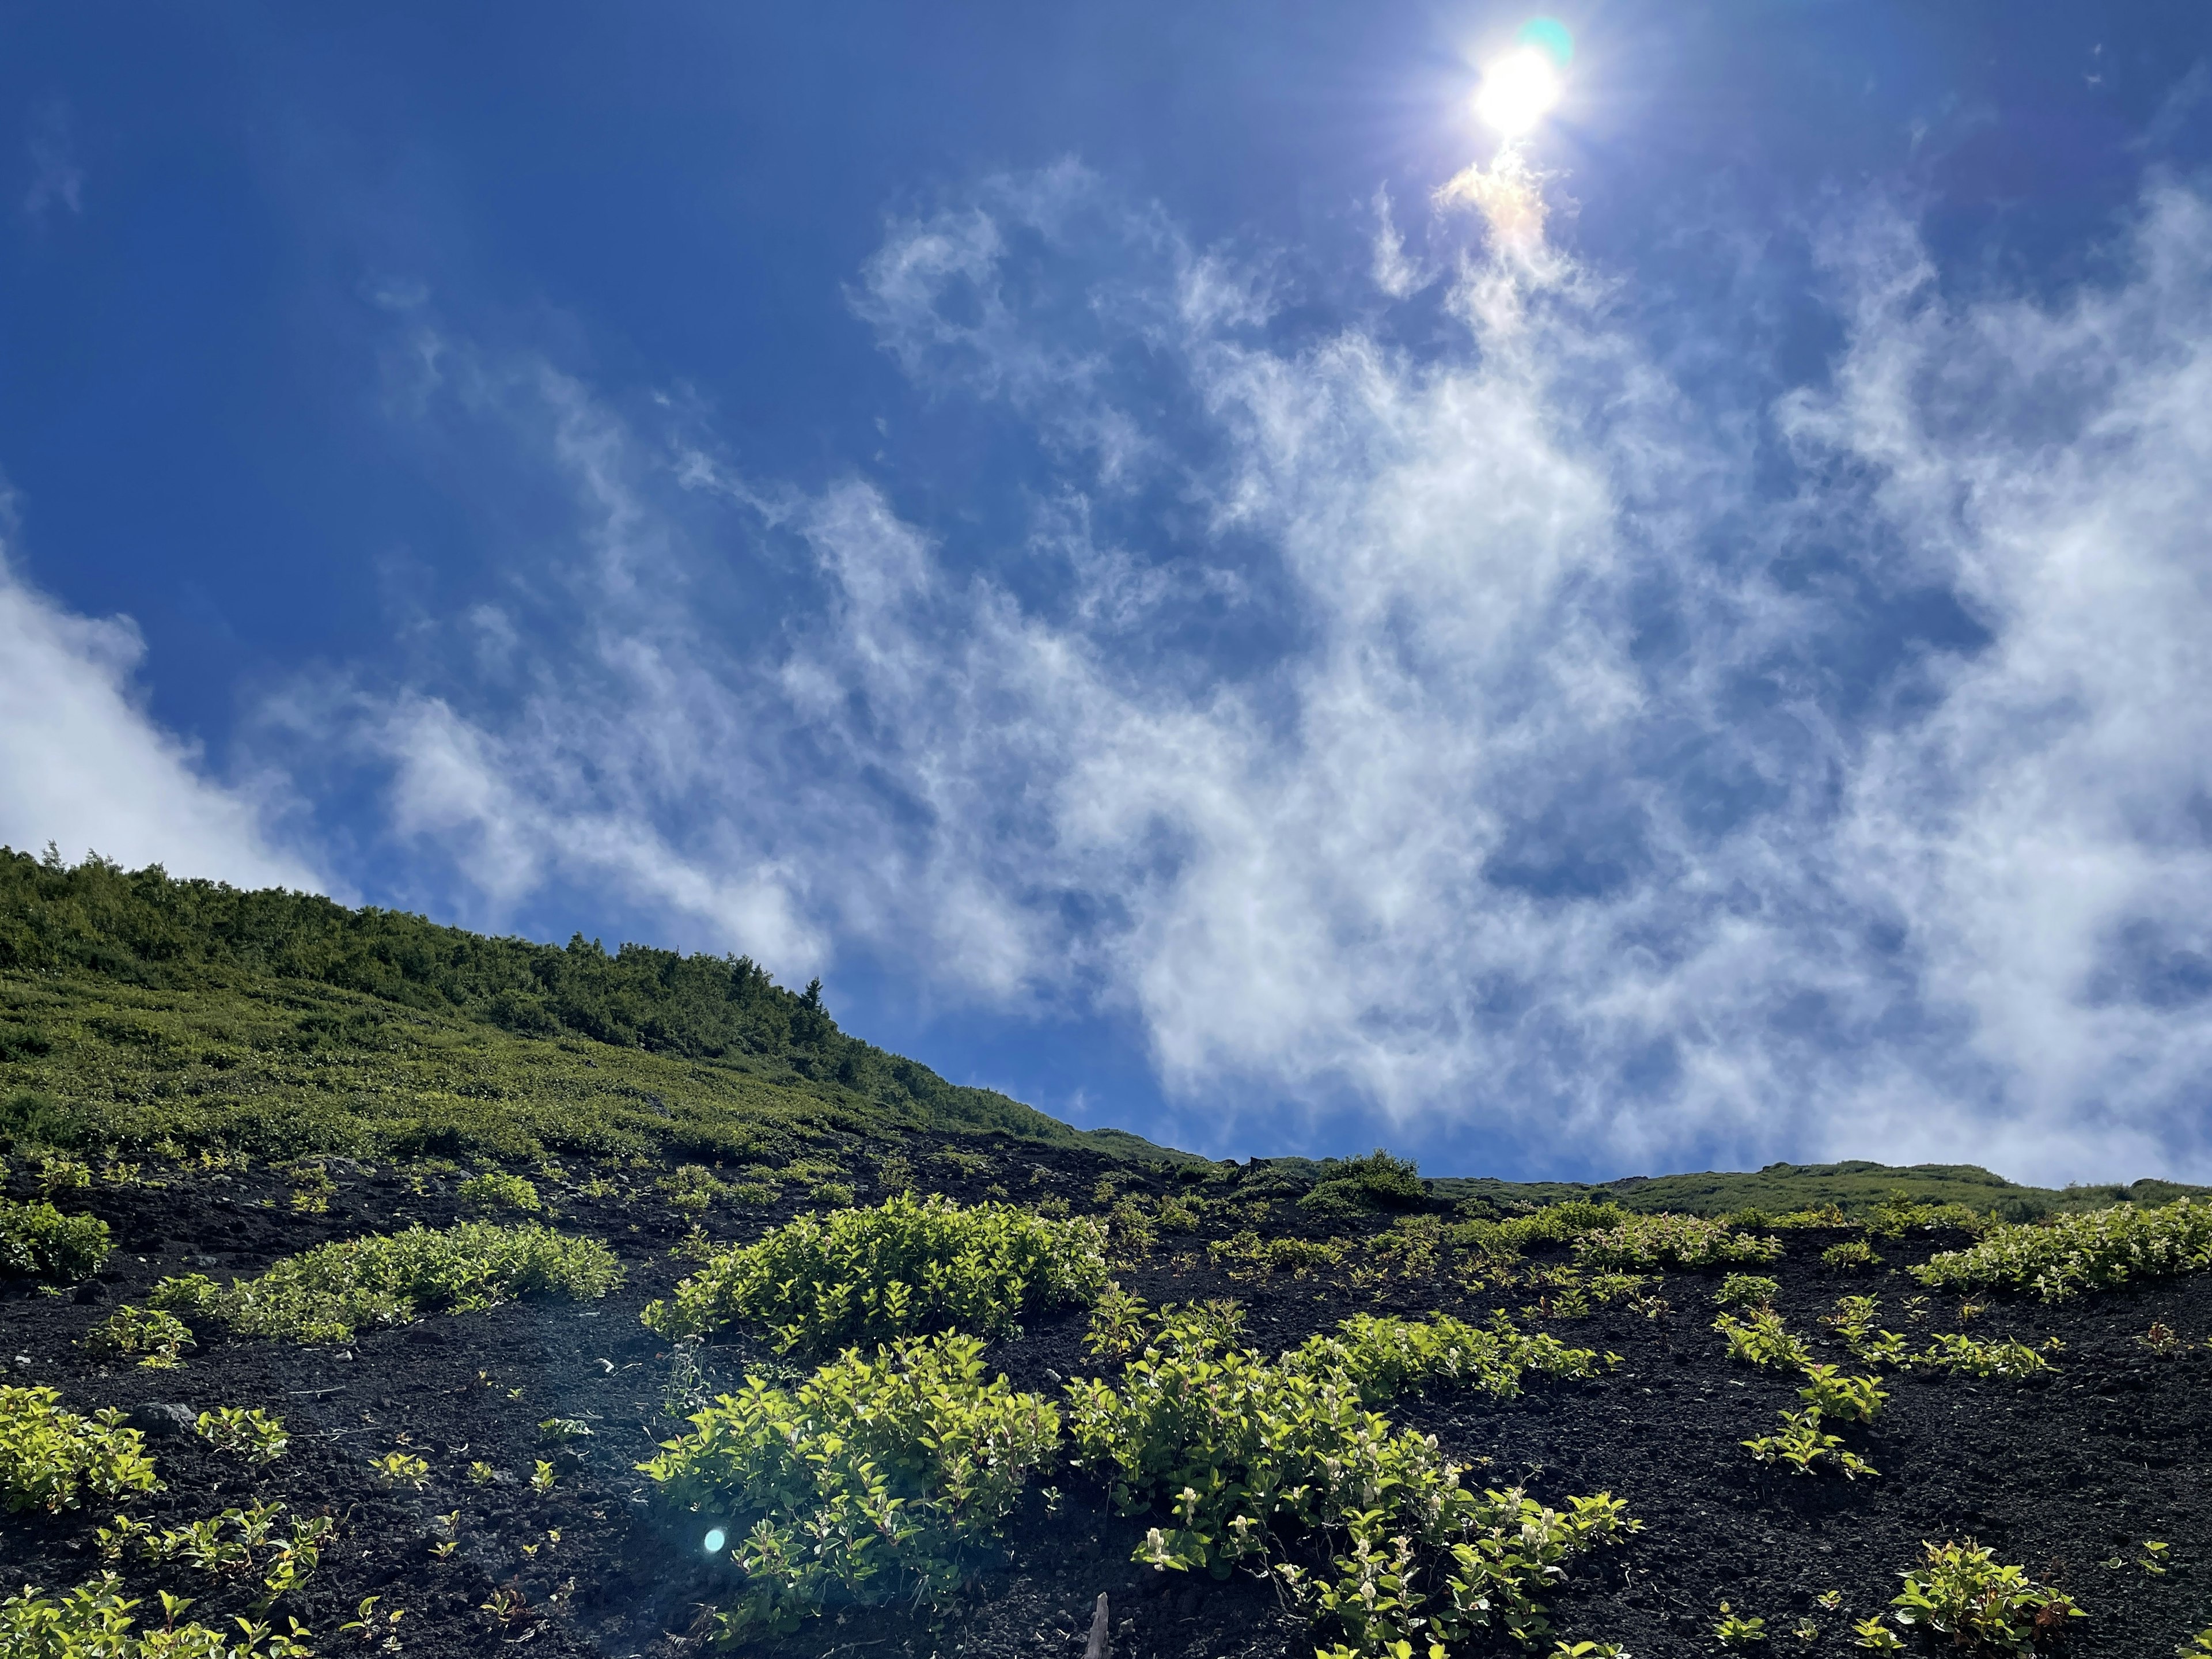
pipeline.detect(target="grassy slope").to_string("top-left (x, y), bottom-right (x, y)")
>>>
top-left (0, 849), bottom-right (1185, 1165)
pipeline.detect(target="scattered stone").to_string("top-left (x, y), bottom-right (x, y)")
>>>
top-left (130, 1402), bottom-right (199, 1438)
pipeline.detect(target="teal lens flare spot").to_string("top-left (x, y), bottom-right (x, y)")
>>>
top-left (1517, 17), bottom-right (1574, 69)
top-left (703, 1527), bottom-right (727, 1554)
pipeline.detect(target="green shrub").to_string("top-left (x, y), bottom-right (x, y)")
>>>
top-left (457, 1171), bottom-right (542, 1212)
top-left (1208, 1231), bottom-right (1346, 1279)
top-left (1283, 1310), bottom-right (1610, 1404)
top-left (1890, 1540), bottom-right (2083, 1650)
top-left (1450, 1198), bottom-right (1627, 1260)
top-left (84, 1306), bottom-right (194, 1369)
top-left (1797, 1364), bottom-right (1886, 1425)
top-left (195, 1407), bottom-right (290, 1465)
top-left (725, 1180), bottom-right (779, 1207)
top-left (1714, 1274), bottom-right (1781, 1309)
top-left (1821, 1239), bottom-right (1883, 1272)
top-left (0, 1385), bottom-right (160, 1513)
top-left (641, 1193), bottom-right (1110, 1353)
top-left (639, 1331), bottom-right (1060, 1642)
top-left (1714, 1308), bottom-right (1813, 1370)
top-left (806, 1180), bottom-right (856, 1209)
top-left (657, 1164), bottom-right (728, 1216)
top-left (0, 1199), bottom-right (111, 1282)
top-left (149, 1221), bottom-right (624, 1344)
top-left (1914, 1332), bottom-right (2052, 1380)
top-left (1574, 1213), bottom-right (1782, 1271)
top-left (1742, 1407), bottom-right (1877, 1480)
top-left (1912, 1199), bottom-right (2212, 1301)
top-left (1869, 1195), bottom-right (1991, 1238)
top-left (1065, 1305), bottom-right (1630, 1653)
top-left (2, 1571), bottom-right (313, 1657)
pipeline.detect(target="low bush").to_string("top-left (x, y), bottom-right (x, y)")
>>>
top-left (1889, 1539), bottom-right (2083, 1651)
top-left (1449, 1199), bottom-right (1627, 1261)
top-left (806, 1180), bottom-right (857, 1209)
top-left (640, 1193), bottom-right (1110, 1353)
top-left (639, 1331), bottom-right (1060, 1642)
top-left (457, 1171), bottom-right (541, 1212)
top-left (1912, 1198), bottom-right (2212, 1301)
top-left (1714, 1309), bottom-right (1813, 1370)
top-left (0, 1385), bottom-right (160, 1513)
top-left (1914, 1332), bottom-right (2052, 1380)
top-left (195, 1407), bottom-right (290, 1465)
top-left (0, 1198), bottom-right (111, 1282)
top-left (1575, 1213), bottom-right (1782, 1271)
top-left (148, 1221), bottom-right (624, 1344)
top-left (1209, 1231), bottom-right (1348, 1280)
top-left (1065, 1304), bottom-right (1631, 1654)
top-left (1714, 1274), bottom-right (1780, 1309)
top-left (84, 1306), bottom-right (194, 1369)
top-left (1283, 1310), bottom-right (1611, 1404)
top-left (1797, 1364), bottom-right (1886, 1425)
top-left (1742, 1406), bottom-right (1877, 1480)
top-left (1, 1572), bottom-right (313, 1657)
top-left (1821, 1239), bottom-right (1883, 1272)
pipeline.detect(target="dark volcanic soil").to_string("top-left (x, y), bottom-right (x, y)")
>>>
top-left (6, 1141), bottom-right (2211, 1658)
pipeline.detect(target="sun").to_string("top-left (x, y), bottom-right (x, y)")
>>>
top-left (1474, 46), bottom-right (1563, 138)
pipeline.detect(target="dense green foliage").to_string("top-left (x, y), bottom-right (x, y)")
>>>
top-left (1889, 1540), bottom-right (2084, 1652)
top-left (1065, 1304), bottom-right (1628, 1653)
top-left (1912, 1198), bottom-right (2212, 1301)
top-left (0, 1386), bottom-right (160, 1514)
top-left (0, 1197), bottom-right (111, 1281)
top-left (639, 1332), bottom-right (1061, 1642)
top-left (148, 1221), bottom-right (624, 1343)
top-left (0, 849), bottom-right (1181, 1165)
top-left (1434, 1161), bottom-right (2207, 1221)
top-left (1573, 1211), bottom-right (1783, 1271)
top-left (1, 1573), bottom-right (314, 1658)
top-left (641, 1194), bottom-right (1111, 1353)
top-left (1297, 1149), bottom-right (1427, 1215)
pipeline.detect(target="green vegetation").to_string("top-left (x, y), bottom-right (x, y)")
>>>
top-left (1067, 1304), bottom-right (1627, 1654)
top-left (193, 1408), bottom-right (289, 1465)
top-left (1889, 1540), bottom-right (2084, 1652)
top-left (148, 1220), bottom-right (624, 1344)
top-left (0, 1197), bottom-right (111, 1282)
top-left (641, 1194), bottom-right (1111, 1353)
top-left (0, 1385), bottom-right (160, 1514)
top-left (84, 1306), bottom-right (194, 1369)
top-left (639, 1331), bottom-right (1061, 1642)
top-left (1, 1573), bottom-right (315, 1658)
top-left (1433, 1161), bottom-right (2206, 1222)
top-left (1742, 1407), bottom-right (1877, 1479)
top-left (1914, 1332), bottom-right (2052, 1380)
top-left (456, 1171), bottom-right (541, 1211)
top-left (1574, 1213), bottom-right (1782, 1271)
top-left (0, 848), bottom-right (1187, 1166)
top-left (1821, 1239), bottom-right (1882, 1271)
top-left (99, 1499), bottom-right (333, 1613)
top-left (1297, 1148), bottom-right (1427, 1215)
top-left (1714, 1309), bottom-right (1813, 1370)
top-left (1913, 1198), bottom-right (2212, 1301)
top-left (1714, 1274), bottom-right (1781, 1309)
top-left (1796, 1365), bottom-right (1886, 1425)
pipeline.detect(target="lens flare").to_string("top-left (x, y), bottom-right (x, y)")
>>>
top-left (1474, 47), bottom-right (1563, 138)
top-left (703, 1527), bottom-right (727, 1554)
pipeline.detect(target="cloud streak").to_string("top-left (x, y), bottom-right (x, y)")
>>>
top-left (286, 165), bottom-right (2212, 1183)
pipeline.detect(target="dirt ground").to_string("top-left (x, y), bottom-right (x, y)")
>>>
top-left (6, 1139), bottom-right (2211, 1657)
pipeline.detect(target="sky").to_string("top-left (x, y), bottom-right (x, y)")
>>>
top-left (5, 2), bottom-right (2212, 1185)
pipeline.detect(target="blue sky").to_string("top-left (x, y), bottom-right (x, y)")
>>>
top-left (5, 3), bottom-right (2212, 1183)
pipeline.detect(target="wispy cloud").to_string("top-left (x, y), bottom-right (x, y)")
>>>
top-left (0, 518), bottom-right (317, 890)
top-left (285, 164), bottom-right (2212, 1183)
top-left (21, 100), bottom-right (84, 224)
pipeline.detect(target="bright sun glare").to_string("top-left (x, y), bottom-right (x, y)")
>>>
top-left (1474, 45), bottom-right (1563, 138)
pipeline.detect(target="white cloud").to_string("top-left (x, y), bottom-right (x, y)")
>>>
top-left (0, 535), bottom-right (318, 890)
top-left (22, 101), bottom-right (84, 223)
top-left (302, 167), bottom-right (2212, 1183)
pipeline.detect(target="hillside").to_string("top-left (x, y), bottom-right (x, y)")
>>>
top-left (0, 847), bottom-right (1183, 1167)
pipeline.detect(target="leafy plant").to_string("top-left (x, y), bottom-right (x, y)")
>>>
top-left (457, 1171), bottom-right (541, 1211)
top-left (639, 1331), bottom-right (1060, 1642)
top-left (1713, 1602), bottom-right (1767, 1643)
top-left (0, 1198), bottom-right (111, 1282)
top-left (1209, 1231), bottom-right (1346, 1280)
top-left (1797, 1364), bottom-right (1887, 1425)
top-left (1891, 1539), bottom-right (2084, 1652)
top-left (1715, 1274), bottom-right (1781, 1309)
top-left (1914, 1198), bottom-right (2212, 1301)
top-left (1575, 1213), bottom-right (1782, 1271)
top-left (1851, 1616), bottom-right (1905, 1650)
top-left (195, 1408), bottom-right (289, 1465)
top-left (1714, 1308), bottom-right (1813, 1370)
top-left (84, 1306), bottom-right (194, 1369)
top-left (1, 1573), bottom-right (313, 1657)
top-left (149, 1220), bottom-right (623, 1344)
top-left (0, 1385), bottom-right (160, 1513)
top-left (1299, 1149), bottom-right (1427, 1215)
top-left (1742, 1408), bottom-right (1876, 1479)
top-left (641, 1192), bottom-right (1109, 1353)
top-left (1915, 1332), bottom-right (2052, 1380)
top-left (1085, 1283), bottom-right (1152, 1360)
top-left (807, 1180), bottom-right (856, 1209)
top-left (1822, 1240), bottom-right (1883, 1272)
top-left (369, 1451), bottom-right (430, 1491)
